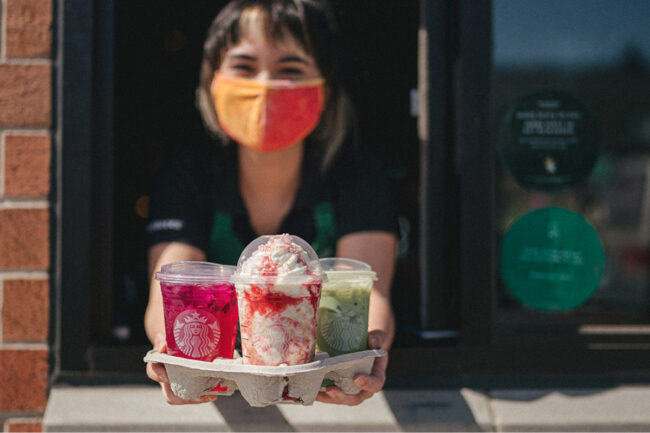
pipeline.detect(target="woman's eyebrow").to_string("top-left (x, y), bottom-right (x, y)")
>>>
top-left (278, 55), bottom-right (308, 64)
top-left (228, 53), bottom-right (256, 61)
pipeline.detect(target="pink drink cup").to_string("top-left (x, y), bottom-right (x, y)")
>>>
top-left (156, 262), bottom-right (237, 362)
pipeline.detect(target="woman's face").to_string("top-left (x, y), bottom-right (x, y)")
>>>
top-left (218, 35), bottom-right (322, 82)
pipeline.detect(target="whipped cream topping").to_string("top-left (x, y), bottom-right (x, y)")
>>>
top-left (242, 234), bottom-right (314, 274)
top-left (235, 234), bottom-right (322, 294)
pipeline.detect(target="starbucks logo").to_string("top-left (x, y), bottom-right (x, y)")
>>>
top-left (320, 309), bottom-right (364, 352)
top-left (173, 310), bottom-right (220, 359)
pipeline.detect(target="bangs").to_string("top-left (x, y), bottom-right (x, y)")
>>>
top-left (224, 5), bottom-right (313, 59)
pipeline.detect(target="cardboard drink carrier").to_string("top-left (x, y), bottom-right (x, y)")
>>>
top-left (143, 348), bottom-right (385, 407)
top-left (146, 234), bottom-right (386, 407)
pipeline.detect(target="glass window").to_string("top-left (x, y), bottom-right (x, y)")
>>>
top-left (492, 0), bottom-right (650, 335)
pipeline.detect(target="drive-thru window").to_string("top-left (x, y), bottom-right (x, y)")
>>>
top-left (54, 0), bottom-right (650, 382)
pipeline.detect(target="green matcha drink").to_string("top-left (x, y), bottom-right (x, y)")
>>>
top-left (316, 258), bottom-right (376, 357)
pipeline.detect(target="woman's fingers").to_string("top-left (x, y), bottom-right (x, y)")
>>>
top-left (147, 362), bottom-right (217, 405)
top-left (353, 371), bottom-right (384, 394)
top-left (352, 351), bottom-right (388, 392)
top-left (315, 349), bottom-right (389, 406)
top-left (368, 352), bottom-right (388, 382)
top-left (146, 361), bottom-right (168, 383)
top-left (316, 386), bottom-right (373, 406)
top-left (147, 332), bottom-right (217, 404)
top-left (146, 334), bottom-right (169, 384)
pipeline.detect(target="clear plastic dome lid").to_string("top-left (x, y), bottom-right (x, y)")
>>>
top-left (319, 257), bottom-right (377, 281)
top-left (232, 234), bottom-right (324, 285)
top-left (155, 261), bottom-right (235, 284)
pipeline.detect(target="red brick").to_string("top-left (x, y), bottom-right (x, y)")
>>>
top-left (3, 279), bottom-right (49, 342)
top-left (5, 0), bottom-right (53, 58)
top-left (0, 209), bottom-right (49, 269)
top-left (0, 349), bottom-right (48, 411)
top-left (4, 134), bottom-right (51, 197)
top-left (0, 64), bottom-right (51, 127)
top-left (3, 418), bottom-right (43, 432)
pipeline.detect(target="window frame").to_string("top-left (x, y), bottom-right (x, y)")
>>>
top-left (52, 0), bottom-right (650, 383)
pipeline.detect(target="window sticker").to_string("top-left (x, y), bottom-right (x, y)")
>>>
top-left (500, 207), bottom-right (605, 312)
top-left (497, 92), bottom-right (600, 192)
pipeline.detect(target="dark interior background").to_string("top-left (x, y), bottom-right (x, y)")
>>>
top-left (105, 1), bottom-right (420, 346)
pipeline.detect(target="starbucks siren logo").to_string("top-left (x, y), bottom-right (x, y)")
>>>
top-left (320, 308), bottom-right (364, 352)
top-left (174, 310), bottom-right (220, 359)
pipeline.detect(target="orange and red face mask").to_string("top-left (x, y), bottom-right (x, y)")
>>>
top-left (211, 74), bottom-right (325, 152)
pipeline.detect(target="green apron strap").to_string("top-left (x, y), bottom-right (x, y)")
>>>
top-left (207, 212), bottom-right (245, 265)
top-left (208, 202), bottom-right (337, 264)
top-left (311, 202), bottom-right (337, 258)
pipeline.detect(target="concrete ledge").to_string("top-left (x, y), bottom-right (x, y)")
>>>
top-left (278, 392), bottom-right (401, 432)
top-left (43, 386), bottom-right (228, 432)
top-left (490, 386), bottom-right (650, 432)
top-left (382, 389), bottom-right (487, 432)
top-left (44, 385), bottom-right (406, 432)
top-left (44, 386), bottom-right (468, 432)
top-left (43, 384), bottom-right (650, 432)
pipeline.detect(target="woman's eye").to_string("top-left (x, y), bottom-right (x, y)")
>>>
top-left (279, 67), bottom-right (304, 76)
top-left (233, 64), bottom-right (254, 72)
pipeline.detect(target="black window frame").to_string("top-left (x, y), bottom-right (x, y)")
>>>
top-left (53, 0), bottom-right (150, 381)
top-left (53, 0), bottom-right (96, 375)
top-left (52, 0), bottom-right (650, 385)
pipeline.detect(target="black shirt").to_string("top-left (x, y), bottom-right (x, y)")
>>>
top-left (146, 140), bottom-right (398, 265)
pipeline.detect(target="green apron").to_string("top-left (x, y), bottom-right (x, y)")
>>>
top-left (207, 202), bottom-right (337, 265)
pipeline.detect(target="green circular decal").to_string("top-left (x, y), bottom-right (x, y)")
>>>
top-left (497, 92), bottom-right (600, 192)
top-left (500, 207), bottom-right (605, 312)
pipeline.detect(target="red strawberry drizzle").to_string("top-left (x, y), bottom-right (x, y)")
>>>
top-left (239, 282), bottom-right (322, 366)
top-left (243, 285), bottom-right (308, 316)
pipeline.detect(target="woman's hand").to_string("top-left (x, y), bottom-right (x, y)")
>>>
top-left (146, 332), bottom-right (218, 405)
top-left (315, 330), bottom-right (388, 406)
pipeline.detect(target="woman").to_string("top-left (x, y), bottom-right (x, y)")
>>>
top-left (145, 0), bottom-right (398, 406)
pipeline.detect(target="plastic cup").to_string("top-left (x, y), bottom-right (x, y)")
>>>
top-left (232, 234), bottom-right (324, 366)
top-left (156, 261), bottom-right (238, 361)
top-left (316, 258), bottom-right (376, 357)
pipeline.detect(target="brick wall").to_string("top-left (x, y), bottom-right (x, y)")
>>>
top-left (0, 0), bottom-right (53, 430)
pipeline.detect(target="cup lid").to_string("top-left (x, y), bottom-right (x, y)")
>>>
top-left (232, 234), bottom-right (324, 284)
top-left (155, 261), bottom-right (235, 284)
top-left (319, 257), bottom-right (377, 280)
